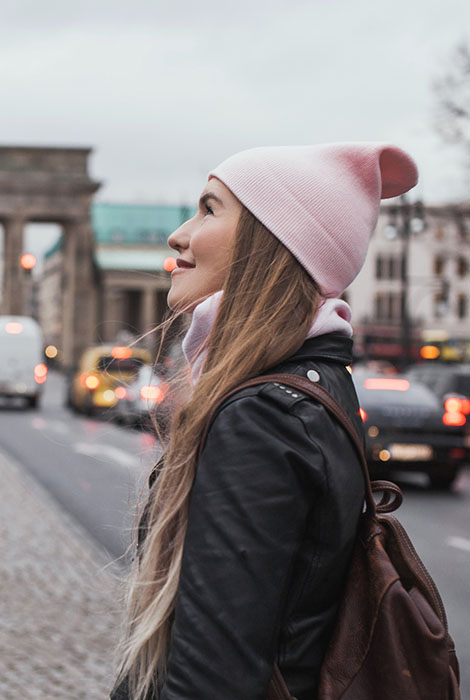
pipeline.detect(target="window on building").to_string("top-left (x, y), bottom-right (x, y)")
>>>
top-left (375, 292), bottom-right (401, 320)
top-left (457, 256), bottom-right (469, 277)
top-left (390, 257), bottom-right (404, 280)
top-left (400, 256), bottom-right (407, 281)
top-left (376, 256), bottom-right (402, 280)
top-left (375, 292), bottom-right (384, 319)
top-left (434, 292), bottom-right (447, 318)
top-left (392, 293), bottom-right (402, 321)
top-left (434, 256), bottom-right (445, 276)
top-left (384, 294), bottom-right (392, 320)
top-left (455, 214), bottom-right (468, 242)
top-left (375, 256), bottom-right (383, 280)
top-left (457, 294), bottom-right (468, 319)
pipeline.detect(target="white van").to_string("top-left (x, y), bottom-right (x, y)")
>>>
top-left (0, 315), bottom-right (48, 408)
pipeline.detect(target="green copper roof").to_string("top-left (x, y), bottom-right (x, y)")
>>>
top-left (44, 201), bottom-right (198, 263)
top-left (91, 202), bottom-right (196, 245)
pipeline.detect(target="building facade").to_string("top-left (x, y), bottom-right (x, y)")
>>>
top-left (38, 202), bottom-right (194, 364)
top-left (347, 203), bottom-right (470, 363)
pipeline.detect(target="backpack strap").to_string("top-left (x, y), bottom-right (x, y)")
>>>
top-left (198, 372), bottom-right (378, 516)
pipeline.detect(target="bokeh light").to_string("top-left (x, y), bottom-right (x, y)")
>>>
top-left (163, 257), bottom-right (177, 272)
top-left (20, 253), bottom-right (37, 270)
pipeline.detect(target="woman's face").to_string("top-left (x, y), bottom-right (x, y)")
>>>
top-left (167, 177), bottom-right (242, 312)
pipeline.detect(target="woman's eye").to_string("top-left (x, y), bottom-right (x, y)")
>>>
top-left (204, 204), bottom-right (214, 215)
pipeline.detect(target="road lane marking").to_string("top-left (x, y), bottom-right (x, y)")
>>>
top-left (30, 417), bottom-right (70, 435)
top-left (47, 420), bottom-right (70, 435)
top-left (73, 442), bottom-right (137, 468)
top-left (31, 417), bottom-right (46, 429)
top-left (446, 536), bottom-right (470, 553)
top-left (101, 445), bottom-right (139, 468)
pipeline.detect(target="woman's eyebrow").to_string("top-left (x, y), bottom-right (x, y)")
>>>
top-left (199, 192), bottom-right (224, 208)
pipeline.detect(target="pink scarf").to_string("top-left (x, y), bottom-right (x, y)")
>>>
top-left (182, 291), bottom-right (353, 385)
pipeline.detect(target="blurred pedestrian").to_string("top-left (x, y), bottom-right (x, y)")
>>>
top-left (111, 142), bottom-right (418, 700)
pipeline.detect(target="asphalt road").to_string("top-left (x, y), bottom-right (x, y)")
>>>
top-left (0, 370), bottom-right (469, 696)
top-left (0, 370), bottom-right (161, 563)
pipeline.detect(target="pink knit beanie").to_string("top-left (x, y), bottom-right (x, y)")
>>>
top-left (209, 142), bottom-right (418, 297)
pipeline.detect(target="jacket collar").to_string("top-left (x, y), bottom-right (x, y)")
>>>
top-left (279, 333), bottom-right (354, 367)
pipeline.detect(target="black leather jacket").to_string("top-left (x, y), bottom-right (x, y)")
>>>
top-left (113, 333), bottom-right (365, 700)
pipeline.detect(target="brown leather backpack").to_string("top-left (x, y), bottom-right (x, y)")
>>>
top-left (202, 373), bottom-right (461, 700)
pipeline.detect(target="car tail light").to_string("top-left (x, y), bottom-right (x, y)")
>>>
top-left (34, 363), bottom-right (48, 384)
top-left (115, 386), bottom-right (127, 400)
top-left (449, 448), bottom-right (466, 459)
top-left (363, 378), bottom-right (410, 392)
top-left (140, 385), bottom-right (165, 403)
top-left (443, 411), bottom-right (466, 427)
top-left (85, 374), bottom-right (100, 390)
top-left (445, 396), bottom-right (470, 415)
top-left (359, 407), bottom-right (368, 422)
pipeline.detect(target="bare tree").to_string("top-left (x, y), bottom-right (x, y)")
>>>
top-left (433, 40), bottom-right (470, 148)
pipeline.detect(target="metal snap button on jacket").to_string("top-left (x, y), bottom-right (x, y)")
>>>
top-left (307, 369), bottom-right (320, 382)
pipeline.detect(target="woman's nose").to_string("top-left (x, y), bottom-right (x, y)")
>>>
top-left (168, 224), bottom-right (190, 253)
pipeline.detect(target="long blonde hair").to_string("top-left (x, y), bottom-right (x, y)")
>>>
top-left (115, 206), bottom-right (322, 699)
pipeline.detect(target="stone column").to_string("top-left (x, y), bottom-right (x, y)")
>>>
top-left (142, 286), bottom-right (156, 336)
top-left (60, 218), bottom-right (97, 368)
top-left (101, 284), bottom-right (124, 343)
top-left (1, 217), bottom-right (25, 315)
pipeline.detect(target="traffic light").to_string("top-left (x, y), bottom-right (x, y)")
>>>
top-left (20, 253), bottom-right (37, 273)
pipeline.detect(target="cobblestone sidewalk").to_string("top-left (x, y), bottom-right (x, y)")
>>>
top-left (0, 451), bottom-right (124, 699)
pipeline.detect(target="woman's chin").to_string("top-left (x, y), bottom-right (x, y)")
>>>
top-left (167, 290), bottom-right (197, 314)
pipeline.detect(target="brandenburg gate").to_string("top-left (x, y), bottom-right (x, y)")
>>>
top-left (0, 146), bottom-right (100, 367)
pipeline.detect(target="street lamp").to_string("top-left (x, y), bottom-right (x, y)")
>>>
top-left (385, 195), bottom-right (426, 368)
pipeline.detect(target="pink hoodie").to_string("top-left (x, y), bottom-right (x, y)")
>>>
top-left (182, 291), bottom-right (352, 385)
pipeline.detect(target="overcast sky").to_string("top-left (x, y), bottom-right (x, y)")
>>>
top-left (0, 0), bottom-right (469, 260)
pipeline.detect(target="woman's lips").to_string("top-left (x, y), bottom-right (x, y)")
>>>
top-left (172, 258), bottom-right (196, 275)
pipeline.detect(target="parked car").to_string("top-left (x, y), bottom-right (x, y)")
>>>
top-left (352, 369), bottom-right (470, 489)
top-left (113, 364), bottom-right (169, 429)
top-left (405, 362), bottom-right (470, 407)
top-left (0, 315), bottom-right (48, 408)
top-left (66, 344), bottom-right (153, 415)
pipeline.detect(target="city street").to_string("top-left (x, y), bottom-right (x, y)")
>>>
top-left (0, 370), bottom-right (161, 562)
top-left (0, 370), bottom-right (469, 696)
top-left (1, 5), bottom-right (469, 698)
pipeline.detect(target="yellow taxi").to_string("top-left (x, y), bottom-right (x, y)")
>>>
top-left (67, 344), bottom-right (153, 415)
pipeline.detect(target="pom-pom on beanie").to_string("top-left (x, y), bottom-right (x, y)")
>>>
top-left (209, 142), bottom-right (418, 298)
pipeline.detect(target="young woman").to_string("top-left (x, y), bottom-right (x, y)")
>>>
top-left (112, 143), bottom-right (418, 700)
